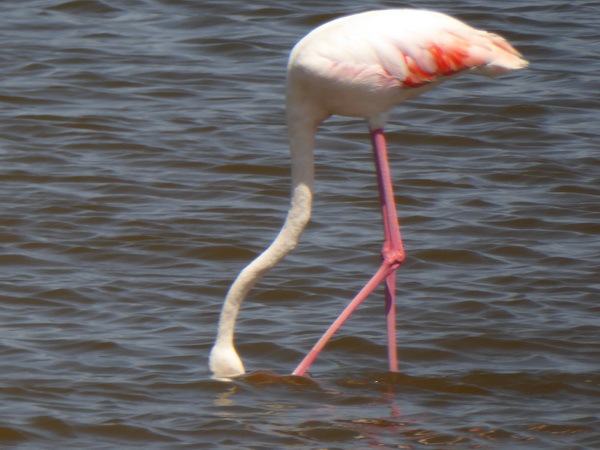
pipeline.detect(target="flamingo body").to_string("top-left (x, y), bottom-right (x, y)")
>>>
top-left (287, 10), bottom-right (527, 128)
top-left (210, 9), bottom-right (527, 379)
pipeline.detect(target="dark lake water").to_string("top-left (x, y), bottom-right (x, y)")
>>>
top-left (1, 0), bottom-right (598, 447)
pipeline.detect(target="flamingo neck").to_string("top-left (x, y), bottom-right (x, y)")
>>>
top-left (210, 111), bottom-right (318, 379)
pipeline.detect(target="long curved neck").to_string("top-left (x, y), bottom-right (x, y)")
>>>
top-left (211, 107), bottom-right (318, 376)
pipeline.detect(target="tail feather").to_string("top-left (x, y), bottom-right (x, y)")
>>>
top-left (471, 31), bottom-right (529, 76)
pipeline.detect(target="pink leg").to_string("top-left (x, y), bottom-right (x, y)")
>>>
top-left (385, 273), bottom-right (398, 372)
top-left (292, 129), bottom-right (404, 376)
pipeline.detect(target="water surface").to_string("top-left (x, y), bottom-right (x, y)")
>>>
top-left (1, 0), bottom-right (598, 447)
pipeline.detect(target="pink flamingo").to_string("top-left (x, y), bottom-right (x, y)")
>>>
top-left (210, 9), bottom-right (527, 379)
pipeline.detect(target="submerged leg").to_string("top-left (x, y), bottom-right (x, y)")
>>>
top-left (291, 129), bottom-right (404, 376)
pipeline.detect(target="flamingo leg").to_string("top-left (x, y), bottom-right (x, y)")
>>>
top-left (385, 273), bottom-right (398, 372)
top-left (292, 129), bottom-right (404, 376)
top-left (373, 128), bottom-right (403, 373)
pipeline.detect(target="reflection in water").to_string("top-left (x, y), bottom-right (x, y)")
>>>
top-left (213, 384), bottom-right (240, 407)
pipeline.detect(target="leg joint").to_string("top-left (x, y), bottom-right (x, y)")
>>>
top-left (382, 249), bottom-right (405, 268)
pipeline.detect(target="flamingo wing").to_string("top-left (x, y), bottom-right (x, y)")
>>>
top-left (292, 10), bottom-right (527, 90)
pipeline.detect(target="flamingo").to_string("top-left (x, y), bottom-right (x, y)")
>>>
top-left (209, 9), bottom-right (527, 379)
